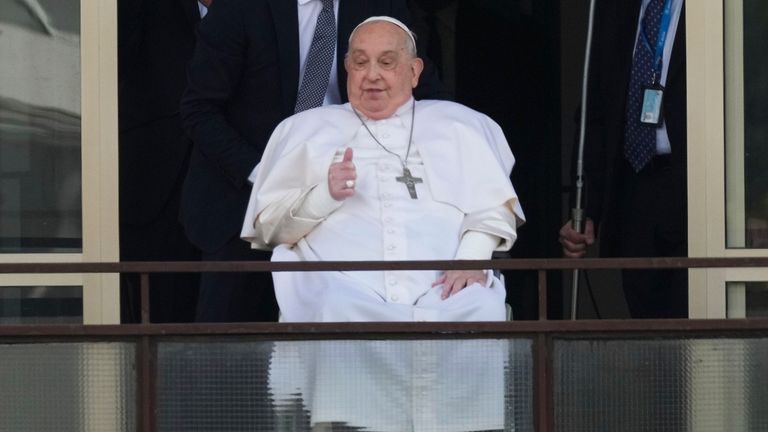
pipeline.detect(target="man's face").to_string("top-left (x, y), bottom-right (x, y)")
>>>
top-left (345, 22), bottom-right (424, 120)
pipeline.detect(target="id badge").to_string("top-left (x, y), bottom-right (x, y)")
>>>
top-left (640, 86), bottom-right (664, 126)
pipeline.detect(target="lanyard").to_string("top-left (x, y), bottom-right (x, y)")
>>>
top-left (641, 0), bottom-right (674, 85)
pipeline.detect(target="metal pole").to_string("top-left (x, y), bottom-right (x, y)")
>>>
top-left (570, 0), bottom-right (597, 320)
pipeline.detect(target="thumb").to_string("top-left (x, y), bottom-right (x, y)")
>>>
top-left (343, 147), bottom-right (354, 163)
top-left (584, 219), bottom-right (596, 244)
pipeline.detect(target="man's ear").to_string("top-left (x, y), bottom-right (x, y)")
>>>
top-left (411, 58), bottom-right (424, 88)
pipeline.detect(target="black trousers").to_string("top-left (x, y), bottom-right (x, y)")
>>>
top-left (120, 192), bottom-right (200, 323)
top-left (617, 156), bottom-right (688, 319)
top-left (195, 237), bottom-right (278, 322)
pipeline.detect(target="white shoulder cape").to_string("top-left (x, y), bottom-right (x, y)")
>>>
top-left (241, 99), bottom-right (525, 248)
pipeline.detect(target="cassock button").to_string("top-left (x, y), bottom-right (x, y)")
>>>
top-left (388, 279), bottom-right (397, 286)
top-left (383, 202), bottom-right (392, 208)
top-left (387, 244), bottom-right (396, 250)
top-left (390, 294), bottom-right (399, 302)
top-left (386, 228), bottom-right (395, 234)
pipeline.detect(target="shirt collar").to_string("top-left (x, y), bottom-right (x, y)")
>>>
top-left (394, 97), bottom-right (416, 118)
top-left (297, 0), bottom-right (316, 5)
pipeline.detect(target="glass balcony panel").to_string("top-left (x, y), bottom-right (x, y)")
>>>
top-left (0, 342), bottom-right (136, 431)
top-left (157, 338), bottom-right (534, 432)
top-left (554, 337), bottom-right (768, 431)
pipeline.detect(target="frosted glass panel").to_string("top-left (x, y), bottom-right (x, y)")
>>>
top-left (555, 337), bottom-right (768, 432)
top-left (157, 338), bottom-right (533, 432)
top-left (0, 342), bottom-right (136, 432)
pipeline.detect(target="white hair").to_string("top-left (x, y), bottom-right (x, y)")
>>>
top-left (347, 16), bottom-right (418, 58)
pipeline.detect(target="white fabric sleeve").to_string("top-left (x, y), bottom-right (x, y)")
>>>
top-left (459, 202), bottom-right (520, 253)
top-left (253, 179), bottom-right (342, 247)
top-left (292, 179), bottom-right (342, 220)
top-left (454, 231), bottom-right (501, 260)
top-left (453, 225), bottom-right (503, 290)
top-left (454, 204), bottom-right (517, 289)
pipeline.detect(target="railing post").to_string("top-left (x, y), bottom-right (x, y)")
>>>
top-left (138, 272), bottom-right (156, 431)
top-left (534, 333), bottom-right (553, 432)
top-left (137, 336), bottom-right (157, 432)
top-left (538, 269), bottom-right (548, 320)
top-left (140, 273), bottom-right (150, 324)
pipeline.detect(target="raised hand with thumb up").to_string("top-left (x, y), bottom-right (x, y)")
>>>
top-left (328, 147), bottom-right (357, 201)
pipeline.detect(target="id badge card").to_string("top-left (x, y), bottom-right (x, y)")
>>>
top-left (640, 86), bottom-right (664, 126)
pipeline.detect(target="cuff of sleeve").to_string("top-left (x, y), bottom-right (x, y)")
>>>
top-left (292, 180), bottom-right (342, 220)
top-left (454, 230), bottom-right (501, 260)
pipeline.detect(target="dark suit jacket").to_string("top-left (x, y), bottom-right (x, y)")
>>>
top-left (581, 0), bottom-right (687, 256)
top-left (180, 0), bottom-right (448, 252)
top-left (119, 0), bottom-right (201, 225)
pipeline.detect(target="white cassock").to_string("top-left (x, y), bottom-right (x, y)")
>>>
top-left (242, 99), bottom-right (524, 430)
top-left (241, 98), bottom-right (525, 322)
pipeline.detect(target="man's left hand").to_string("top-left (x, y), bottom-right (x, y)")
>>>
top-left (433, 270), bottom-right (487, 300)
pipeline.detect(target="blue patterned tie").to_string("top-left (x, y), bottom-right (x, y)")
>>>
top-left (624, 0), bottom-right (665, 172)
top-left (294, 0), bottom-right (336, 113)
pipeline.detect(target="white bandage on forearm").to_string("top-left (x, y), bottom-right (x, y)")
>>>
top-left (454, 230), bottom-right (502, 260)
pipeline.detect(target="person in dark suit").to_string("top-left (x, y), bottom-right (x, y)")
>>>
top-left (560, 0), bottom-right (687, 319)
top-left (118, 0), bottom-right (212, 323)
top-left (180, 0), bottom-right (448, 322)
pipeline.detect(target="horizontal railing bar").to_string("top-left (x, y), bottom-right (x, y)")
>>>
top-left (2, 319), bottom-right (768, 338)
top-left (0, 257), bottom-right (767, 274)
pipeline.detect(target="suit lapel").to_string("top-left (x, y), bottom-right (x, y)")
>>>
top-left (178, 0), bottom-right (201, 31)
top-left (623, 0), bottom-right (644, 69)
top-left (609, 0), bottom-right (642, 114)
top-left (269, 0), bottom-right (300, 115)
top-left (666, 7), bottom-right (685, 84)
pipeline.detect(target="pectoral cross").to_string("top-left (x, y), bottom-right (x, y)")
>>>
top-left (396, 167), bottom-right (423, 199)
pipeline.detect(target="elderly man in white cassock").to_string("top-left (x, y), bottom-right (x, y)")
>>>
top-left (243, 16), bottom-right (523, 431)
top-left (241, 15), bottom-right (524, 323)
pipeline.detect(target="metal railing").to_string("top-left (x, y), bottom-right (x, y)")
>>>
top-left (1, 257), bottom-right (768, 432)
